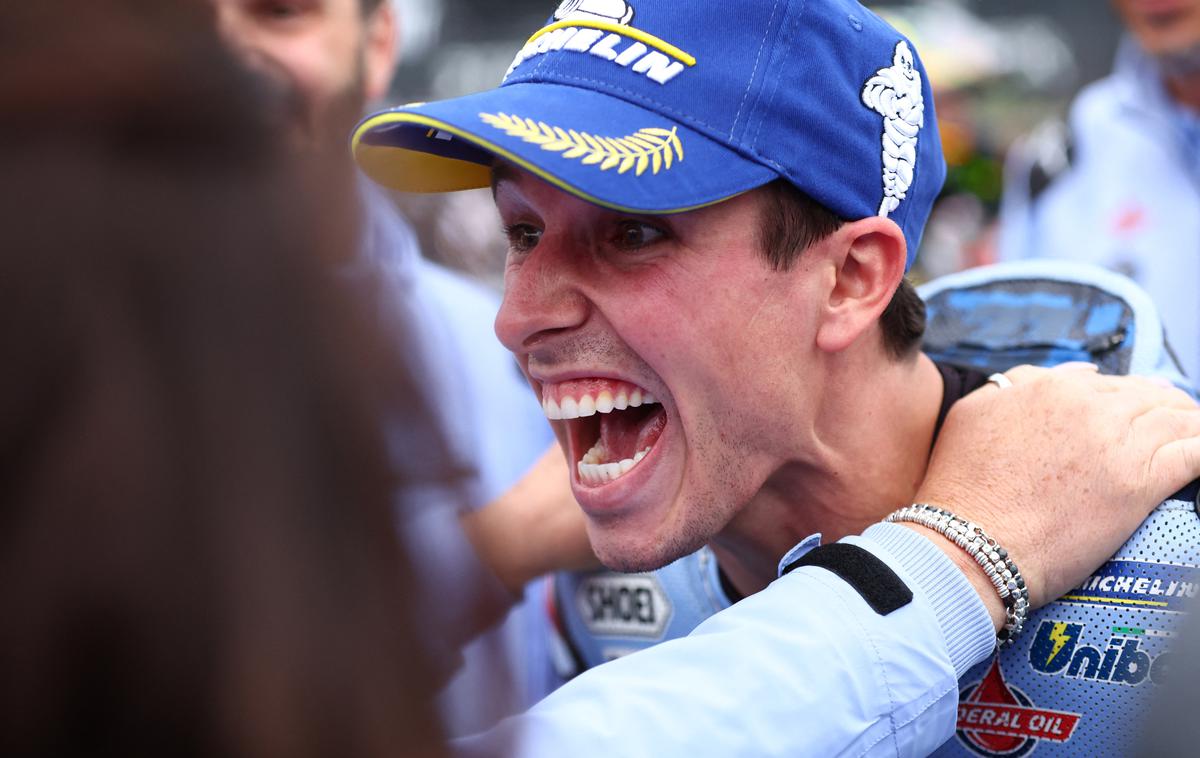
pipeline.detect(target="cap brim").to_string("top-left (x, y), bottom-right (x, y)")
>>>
top-left (352, 82), bottom-right (777, 215)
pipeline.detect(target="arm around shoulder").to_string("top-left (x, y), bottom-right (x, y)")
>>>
top-left (455, 525), bottom-right (988, 758)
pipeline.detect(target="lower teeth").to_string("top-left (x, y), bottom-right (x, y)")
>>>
top-left (577, 446), bottom-right (652, 484)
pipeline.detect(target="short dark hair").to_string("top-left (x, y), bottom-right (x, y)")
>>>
top-left (361, 0), bottom-right (386, 15)
top-left (756, 179), bottom-right (925, 359)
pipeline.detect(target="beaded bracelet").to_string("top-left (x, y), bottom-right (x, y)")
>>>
top-left (884, 503), bottom-right (1030, 647)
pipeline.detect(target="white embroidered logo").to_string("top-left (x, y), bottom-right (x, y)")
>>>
top-left (861, 41), bottom-right (924, 218)
top-left (553, 0), bottom-right (634, 25)
top-left (505, 0), bottom-right (692, 86)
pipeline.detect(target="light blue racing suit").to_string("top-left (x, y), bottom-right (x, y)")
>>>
top-left (546, 260), bottom-right (1199, 757)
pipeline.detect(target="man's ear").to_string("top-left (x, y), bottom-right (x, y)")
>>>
top-left (363, 2), bottom-right (398, 103)
top-left (814, 217), bottom-right (907, 354)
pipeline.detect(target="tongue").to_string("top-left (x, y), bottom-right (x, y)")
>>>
top-left (598, 405), bottom-right (666, 462)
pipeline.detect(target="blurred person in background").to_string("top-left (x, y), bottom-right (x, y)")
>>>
top-left (1000, 0), bottom-right (1200, 381)
top-left (208, 0), bottom-right (557, 733)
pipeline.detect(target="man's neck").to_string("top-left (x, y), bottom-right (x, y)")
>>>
top-left (711, 352), bottom-right (945, 596)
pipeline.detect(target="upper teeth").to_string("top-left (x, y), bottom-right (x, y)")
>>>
top-left (543, 387), bottom-right (658, 420)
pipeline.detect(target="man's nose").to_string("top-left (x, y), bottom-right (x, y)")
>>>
top-left (494, 236), bottom-right (589, 355)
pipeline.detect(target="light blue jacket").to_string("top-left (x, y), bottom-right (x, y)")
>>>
top-left (458, 524), bottom-right (995, 758)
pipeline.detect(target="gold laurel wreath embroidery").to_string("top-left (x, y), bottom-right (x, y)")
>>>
top-left (478, 112), bottom-right (684, 176)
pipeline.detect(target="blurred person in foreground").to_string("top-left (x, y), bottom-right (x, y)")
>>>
top-left (1000, 0), bottom-right (1200, 380)
top-left (207, 0), bottom-right (556, 732)
top-left (8, 3), bottom-right (1200, 758)
top-left (0, 2), bottom-right (594, 753)
top-left (0, 2), bottom-right (450, 754)
top-left (353, 0), bottom-right (1200, 753)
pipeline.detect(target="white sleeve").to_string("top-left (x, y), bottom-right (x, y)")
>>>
top-left (453, 523), bottom-right (994, 757)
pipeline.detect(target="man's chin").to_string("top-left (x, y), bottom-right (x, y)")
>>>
top-left (588, 523), bottom-right (710, 573)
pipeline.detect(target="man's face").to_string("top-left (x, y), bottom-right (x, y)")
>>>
top-left (494, 169), bottom-right (827, 571)
top-left (1114, 0), bottom-right (1200, 57)
top-left (211, 0), bottom-right (394, 148)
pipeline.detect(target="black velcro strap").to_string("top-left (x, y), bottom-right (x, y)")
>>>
top-left (782, 544), bottom-right (913, 616)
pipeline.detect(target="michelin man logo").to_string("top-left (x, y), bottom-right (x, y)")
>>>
top-left (553, 0), bottom-right (634, 25)
top-left (861, 41), bottom-right (924, 218)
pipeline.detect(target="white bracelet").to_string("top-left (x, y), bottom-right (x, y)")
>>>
top-left (884, 503), bottom-right (1030, 646)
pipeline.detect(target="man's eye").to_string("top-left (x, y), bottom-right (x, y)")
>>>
top-left (615, 220), bottom-right (666, 249)
top-left (503, 223), bottom-right (542, 253)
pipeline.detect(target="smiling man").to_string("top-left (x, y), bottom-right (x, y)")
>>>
top-left (354, 0), bottom-right (947, 582)
top-left (353, 0), bottom-right (1200, 753)
top-left (489, 166), bottom-right (938, 584)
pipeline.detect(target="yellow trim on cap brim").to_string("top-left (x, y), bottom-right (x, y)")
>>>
top-left (356, 141), bottom-right (492, 193)
top-left (524, 20), bottom-right (697, 67)
top-left (351, 111), bottom-right (733, 215)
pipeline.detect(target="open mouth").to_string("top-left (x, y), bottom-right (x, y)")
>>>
top-left (541, 378), bottom-right (667, 486)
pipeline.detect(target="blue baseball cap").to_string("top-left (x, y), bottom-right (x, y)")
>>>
top-left (353, 0), bottom-right (946, 268)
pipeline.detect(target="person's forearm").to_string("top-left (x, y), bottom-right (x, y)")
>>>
top-left (459, 503), bottom-right (530, 602)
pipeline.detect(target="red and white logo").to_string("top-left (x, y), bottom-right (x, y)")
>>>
top-left (956, 658), bottom-right (1081, 757)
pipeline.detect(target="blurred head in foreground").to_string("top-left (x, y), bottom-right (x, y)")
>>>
top-left (0, 2), bottom-right (447, 755)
